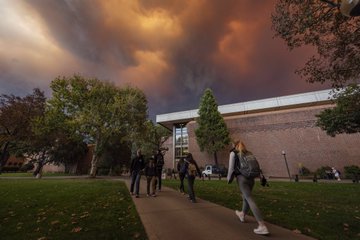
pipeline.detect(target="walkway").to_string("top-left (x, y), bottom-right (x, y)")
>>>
top-left (124, 179), bottom-right (316, 240)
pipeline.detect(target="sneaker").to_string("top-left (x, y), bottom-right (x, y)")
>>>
top-left (151, 194), bottom-right (157, 197)
top-left (253, 225), bottom-right (269, 235)
top-left (135, 195), bottom-right (139, 198)
top-left (235, 210), bottom-right (245, 222)
top-left (146, 194), bottom-right (150, 197)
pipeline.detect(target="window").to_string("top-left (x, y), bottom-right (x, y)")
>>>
top-left (174, 123), bottom-right (188, 161)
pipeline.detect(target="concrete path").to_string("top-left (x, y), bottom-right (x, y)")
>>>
top-left (124, 178), bottom-right (316, 240)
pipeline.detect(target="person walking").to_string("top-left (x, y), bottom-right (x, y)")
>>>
top-left (155, 149), bottom-right (164, 191)
top-left (130, 149), bottom-right (145, 198)
top-left (185, 153), bottom-right (201, 203)
top-left (227, 141), bottom-right (270, 235)
top-left (177, 157), bottom-right (187, 194)
top-left (145, 157), bottom-right (157, 197)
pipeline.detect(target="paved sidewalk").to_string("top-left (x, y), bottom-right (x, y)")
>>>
top-left (124, 178), bottom-right (316, 240)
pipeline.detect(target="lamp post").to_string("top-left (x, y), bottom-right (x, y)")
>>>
top-left (282, 150), bottom-right (292, 181)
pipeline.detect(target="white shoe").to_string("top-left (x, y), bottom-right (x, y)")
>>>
top-left (254, 225), bottom-right (269, 235)
top-left (235, 210), bottom-right (245, 222)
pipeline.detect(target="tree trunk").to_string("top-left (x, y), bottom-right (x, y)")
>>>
top-left (213, 151), bottom-right (218, 166)
top-left (0, 142), bottom-right (10, 173)
top-left (33, 160), bottom-right (44, 179)
top-left (89, 153), bottom-right (98, 178)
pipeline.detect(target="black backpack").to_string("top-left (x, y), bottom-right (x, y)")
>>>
top-left (234, 151), bottom-right (261, 178)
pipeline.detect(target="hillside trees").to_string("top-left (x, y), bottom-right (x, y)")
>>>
top-left (272, 0), bottom-right (360, 135)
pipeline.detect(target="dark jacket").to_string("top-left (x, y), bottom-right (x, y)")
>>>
top-left (130, 155), bottom-right (145, 173)
top-left (145, 160), bottom-right (157, 177)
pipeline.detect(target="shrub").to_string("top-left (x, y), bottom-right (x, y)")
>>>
top-left (344, 165), bottom-right (360, 179)
top-left (315, 166), bottom-right (333, 179)
top-left (20, 162), bottom-right (34, 172)
top-left (299, 166), bottom-right (311, 176)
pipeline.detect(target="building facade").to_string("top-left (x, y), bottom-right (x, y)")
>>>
top-left (156, 89), bottom-right (360, 178)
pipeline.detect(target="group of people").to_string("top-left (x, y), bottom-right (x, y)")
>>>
top-left (129, 149), bottom-right (164, 198)
top-left (129, 140), bottom-right (270, 236)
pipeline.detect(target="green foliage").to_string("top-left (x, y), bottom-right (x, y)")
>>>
top-left (164, 179), bottom-right (360, 240)
top-left (140, 121), bottom-right (171, 157)
top-left (344, 165), bottom-right (360, 179)
top-left (0, 89), bottom-right (46, 172)
top-left (272, 1), bottom-right (360, 136)
top-left (299, 166), bottom-right (311, 176)
top-left (0, 179), bottom-right (147, 240)
top-left (272, 1), bottom-right (360, 88)
top-left (316, 84), bottom-right (360, 136)
top-left (48, 75), bottom-right (148, 177)
top-left (315, 166), bottom-right (333, 179)
top-left (195, 89), bottom-right (230, 165)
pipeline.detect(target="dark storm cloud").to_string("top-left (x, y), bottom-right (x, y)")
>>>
top-left (0, 0), bottom-right (329, 120)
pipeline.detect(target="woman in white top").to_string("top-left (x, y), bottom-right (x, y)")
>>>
top-left (227, 140), bottom-right (269, 235)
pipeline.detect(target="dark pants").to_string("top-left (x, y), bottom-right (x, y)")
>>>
top-left (130, 170), bottom-right (141, 195)
top-left (187, 175), bottom-right (196, 201)
top-left (146, 176), bottom-right (157, 195)
top-left (179, 173), bottom-right (185, 192)
top-left (156, 168), bottom-right (163, 190)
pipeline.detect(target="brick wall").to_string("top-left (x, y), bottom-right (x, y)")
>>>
top-left (163, 104), bottom-right (360, 177)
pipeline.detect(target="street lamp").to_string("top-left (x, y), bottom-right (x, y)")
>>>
top-left (282, 150), bottom-right (292, 181)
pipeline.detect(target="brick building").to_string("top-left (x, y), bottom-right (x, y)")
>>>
top-left (156, 89), bottom-right (360, 178)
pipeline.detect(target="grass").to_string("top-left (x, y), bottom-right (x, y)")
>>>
top-left (0, 179), bottom-right (147, 240)
top-left (163, 179), bottom-right (360, 240)
top-left (0, 172), bottom-right (72, 177)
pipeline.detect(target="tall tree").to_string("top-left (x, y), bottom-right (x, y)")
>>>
top-left (272, 0), bottom-right (360, 135)
top-left (195, 88), bottom-right (230, 166)
top-left (0, 89), bottom-right (46, 173)
top-left (48, 75), bottom-right (148, 177)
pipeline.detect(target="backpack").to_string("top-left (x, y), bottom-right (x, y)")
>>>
top-left (234, 151), bottom-right (261, 178)
top-left (179, 162), bottom-right (188, 175)
top-left (156, 154), bottom-right (164, 168)
top-left (187, 162), bottom-right (197, 176)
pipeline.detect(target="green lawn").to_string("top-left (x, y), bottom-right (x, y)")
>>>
top-left (163, 179), bottom-right (360, 240)
top-left (0, 179), bottom-right (147, 240)
top-left (0, 172), bottom-right (72, 177)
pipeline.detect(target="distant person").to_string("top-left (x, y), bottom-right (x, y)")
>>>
top-left (177, 157), bottom-right (187, 194)
top-left (130, 149), bottom-right (145, 198)
top-left (154, 149), bottom-right (164, 191)
top-left (144, 157), bottom-right (157, 197)
top-left (332, 167), bottom-right (341, 181)
top-left (185, 153), bottom-right (201, 203)
top-left (227, 141), bottom-right (269, 235)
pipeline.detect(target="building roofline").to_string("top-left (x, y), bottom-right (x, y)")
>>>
top-left (156, 88), bottom-right (333, 129)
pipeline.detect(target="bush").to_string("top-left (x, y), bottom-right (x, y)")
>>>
top-left (299, 166), bottom-right (311, 176)
top-left (1, 166), bottom-right (20, 172)
top-left (19, 162), bottom-right (34, 172)
top-left (344, 165), bottom-right (360, 179)
top-left (315, 166), bottom-right (333, 179)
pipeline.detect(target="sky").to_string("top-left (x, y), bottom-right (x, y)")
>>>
top-left (0, 0), bottom-right (331, 120)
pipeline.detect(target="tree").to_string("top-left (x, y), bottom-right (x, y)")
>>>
top-left (195, 89), bottom-right (230, 166)
top-left (316, 84), bottom-right (360, 136)
top-left (48, 74), bottom-right (148, 177)
top-left (0, 89), bottom-right (46, 173)
top-left (272, 0), bottom-right (360, 135)
top-left (140, 120), bottom-right (171, 157)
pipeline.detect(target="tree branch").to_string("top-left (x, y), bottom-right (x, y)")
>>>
top-left (320, 0), bottom-right (340, 8)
